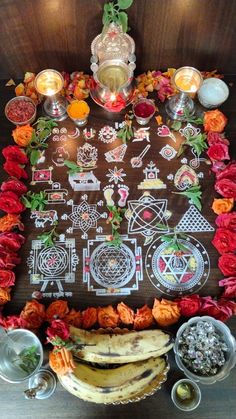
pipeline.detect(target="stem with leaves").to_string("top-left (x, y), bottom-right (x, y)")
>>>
top-left (102, 0), bottom-right (133, 33)
top-left (22, 191), bottom-right (48, 211)
top-left (14, 345), bottom-right (40, 374)
top-left (106, 205), bottom-right (126, 246)
top-left (157, 224), bottom-right (189, 253)
top-left (37, 221), bottom-right (59, 247)
top-left (26, 117), bottom-right (58, 166)
top-left (116, 112), bottom-right (134, 143)
top-left (178, 132), bottom-right (207, 157)
top-left (172, 185), bottom-right (202, 211)
top-left (183, 109), bottom-right (204, 125)
top-left (64, 160), bottom-right (95, 175)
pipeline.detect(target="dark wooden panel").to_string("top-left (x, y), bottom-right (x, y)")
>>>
top-left (1, 0), bottom-right (236, 78)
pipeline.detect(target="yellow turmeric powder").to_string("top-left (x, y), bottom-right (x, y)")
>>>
top-left (67, 100), bottom-right (90, 119)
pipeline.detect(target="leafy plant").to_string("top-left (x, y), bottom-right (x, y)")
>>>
top-left (64, 160), bottom-right (84, 175)
top-left (102, 0), bottom-right (133, 33)
top-left (183, 109), bottom-right (204, 125)
top-left (116, 112), bottom-right (134, 143)
top-left (171, 120), bottom-right (182, 131)
top-left (16, 345), bottom-right (40, 374)
top-left (37, 221), bottom-right (59, 247)
top-left (157, 224), bottom-right (189, 253)
top-left (106, 205), bottom-right (126, 246)
top-left (178, 132), bottom-right (208, 157)
top-left (172, 185), bottom-right (202, 211)
top-left (22, 191), bottom-right (47, 211)
top-left (27, 117), bottom-right (58, 165)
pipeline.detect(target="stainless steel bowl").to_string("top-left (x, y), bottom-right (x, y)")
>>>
top-left (5, 95), bottom-right (37, 125)
top-left (0, 329), bottom-right (43, 383)
top-left (174, 316), bottom-right (236, 385)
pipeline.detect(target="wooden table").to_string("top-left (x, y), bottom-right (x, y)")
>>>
top-left (0, 77), bottom-right (236, 419)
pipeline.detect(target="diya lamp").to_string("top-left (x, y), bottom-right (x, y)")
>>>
top-left (35, 69), bottom-right (68, 121)
top-left (90, 23), bottom-right (136, 112)
top-left (165, 66), bottom-right (203, 120)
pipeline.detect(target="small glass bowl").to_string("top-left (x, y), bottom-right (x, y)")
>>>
top-left (67, 100), bottom-right (90, 127)
top-left (132, 98), bottom-right (156, 125)
top-left (171, 379), bottom-right (201, 411)
top-left (197, 78), bottom-right (229, 108)
top-left (5, 96), bottom-right (37, 125)
top-left (174, 316), bottom-right (236, 385)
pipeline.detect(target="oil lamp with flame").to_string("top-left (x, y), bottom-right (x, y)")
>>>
top-left (165, 66), bottom-right (203, 120)
top-left (35, 69), bottom-right (68, 121)
top-left (90, 23), bottom-right (136, 112)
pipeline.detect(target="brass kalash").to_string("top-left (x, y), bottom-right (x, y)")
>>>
top-left (90, 23), bottom-right (136, 112)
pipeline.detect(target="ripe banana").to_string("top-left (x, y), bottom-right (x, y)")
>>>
top-left (70, 326), bottom-right (174, 364)
top-left (58, 356), bottom-right (167, 404)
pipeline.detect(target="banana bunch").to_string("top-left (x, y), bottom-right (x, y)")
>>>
top-left (58, 327), bottom-right (173, 404)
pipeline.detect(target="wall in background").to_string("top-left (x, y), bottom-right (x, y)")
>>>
top-left (0, 0), bottom-right (236, 78)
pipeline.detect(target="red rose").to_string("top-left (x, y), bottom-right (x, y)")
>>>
top-left (20, 300), bottom-right (46, 329)
top-left (215, 178), bottom-right (236, 199)
top-left (219, 277), bottom-right (236, 298)
top-left (199, 296), bottom-right (234, 322)
top-left (211, 161), bottom-right (226, 174)
top-left (3, 161), bottom-right (28, 179)
top-left (46, 319), bottom-right (70, 341)
top-left (1, 178), bottom-right (27, 196)
top-left (0, 191), bottom-right (25, 214)
top-left (212, 228), bottom-right (236, 254)
top-left (207, 143), bottom-right (230, 161)
top-left (0, 232), bottom-right (25, 252)
top-left (218, 253), bottom-right (236, 276)
top-left (216, 212), bottom-right (236, 230)
top-left (207, 131), bottom-right (230, 146)
top-left (216, 162), bottom-right (236, 181)
top-left (176, 294), bottom-right (201, 317)
top-left (0, 248), bottom-right (21, 269)
top-left (0, 270), bottom-right (15, 287)
top-left (2, 145), bottom-right (28, 165)
top-left (0, 315), bottom-right (28, 330)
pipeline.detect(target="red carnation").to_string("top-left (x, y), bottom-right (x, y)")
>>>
top-left (0, 248), bottom-right (21, 269)
top-left (0, 232), bottom-right (25, 252)
top-left (216, 161), bottom-right (236, 181)
top-left (207, 143), bottom-right (230, 161)
top-left (216, 212), bottom-right (236, 230)
top-left (0, 270), bottom-right (15, 287)
top-left (176, 294), bottom-right (201, 317)
top-left (2, 145), bottom-right (28, 165)
top-left (218, 253), bottom-right (236, 276)
top-left (207, 131), bottom-right (230, 146)
top-left (0, 191), bottom-right (25, 214)
top-left (215, 178), bottom-right (236, 199)
top-left (199, 296), bottom-right (234, 322)
top-left (3, 161), bottom-right (28, 179)
top-left (1, 178), bottom-right (27, 196)
top-left (212, 228), bottom-right (236, 254)
top-left (219, 277), bottom-right (236, 298)
top-left (46, 319), bottom-right (70, 341)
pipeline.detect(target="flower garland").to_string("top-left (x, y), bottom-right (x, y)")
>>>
top-left (1, 70), bottom-right (236, 335)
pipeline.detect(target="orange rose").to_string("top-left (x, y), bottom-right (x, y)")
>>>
top-left (20, 300), bottom-right (45, 328)
top-left (204, 109), bottom-right (227, 133)
top-left (0, 214), bottom-right (24, 233)
top-left (64, 309), bottom-right (82, 328)
top-left (134, 304), bottom-right (153, 330)
top-left (12, 124), bottom-right (34, 147)
top-left (81, 307), bottom-right (97, 329)
top-left (97, 305), bottom-right (120, 328)
top-left (46, 300), bottom-right (69, 322)
top-left (117, 302), bottom-right (134, 325)
top-left (0, 287), bottom-right (11, 305)
top-left (49, 348), bottom-right (75, 376)
top-left (212, 198), bottom-right (234, 215)
top-left (152, 298), bottom-right (180, 327)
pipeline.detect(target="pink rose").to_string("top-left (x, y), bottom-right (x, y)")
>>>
top-left (216, 162), bottom-right (236, 181)
top-left (0, 315), bottom-right (28, 330)
top-left (212, 228), bottom-right (236, 254)
top-left (215, 178), bottom-right (236, 198)
top-left (46, 319), bottom-right (70, 341)
top-left (216, 212), bottom-right (236, 230)
top-left (207, 131), bottom-right (230, 146)
top-left (199, 296), bottom-right (234, 322)
top-left (218, 253), bottom-right (236, 276)
top-left (207, 143), bottom-right (230, 161)
top-left (219, 277), bottom-right (236, 298)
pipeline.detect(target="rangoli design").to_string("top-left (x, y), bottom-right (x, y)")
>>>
top-left (27, 236), bottom-right (79, 298)
top-left (77, 143), bottom-right (98, 168)
top-left (104, 144), bottom-right (127, 162)
top-left (44, 182), bottom-right (68, 205)
top-left (157, 125), bottom-right (176, 143)
top-left (98, 126), bottom-right (117, 143)
top-left (174, 165), bottom-right (199, 190)
top-left (30, 209), bottom-right (58, 228)
top-left (145, 235), bottom-right (210, 296)
top-left (130, 145), bottom-right (151, 168)
top-left (106, 166), bottom-right (126, 184)
top-left (159, 145), bottom-right (177, 161)
top-left (137, 161), bottom-right (167, 190)
top-left (68, 172), bottom-right (100, 191)
top-left (68, 127), bottom-right (80, 139)
top-left (179, 123), bottom-right (201, 138)
top-left (176, 205), bottom-right (215, 233)
top-left (83, 235), bottom-right (143, 296)
top-left (133, 127), bottom-right (150, 142)
top-left (83, 128), bottom-right (96, 140)
top-left (52, 147), bottom-right (70, 167)
top-left (31, 167), bottom-right (53, 185)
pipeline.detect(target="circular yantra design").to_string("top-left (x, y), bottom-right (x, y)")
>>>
top-left (38, 246), bottom-right (69, 277)
top-left (145, 236), bottom-right (210, 296)
top-left (90, 243), bottom-right (136, 289)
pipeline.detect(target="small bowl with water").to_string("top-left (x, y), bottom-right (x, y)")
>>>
top-left (171, 378), bottom-right (201, 411)
top-left (0, 328), bottom-right (43, 383)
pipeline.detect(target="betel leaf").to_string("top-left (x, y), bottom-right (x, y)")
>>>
top-left (118, 11), bottom-right (128, 32)
top-left (30, 149), bottom-right (40, 166)
top-left (171, 121), bottom-right (182, 131)
top-left (118, 0), bottom-right (133, 10)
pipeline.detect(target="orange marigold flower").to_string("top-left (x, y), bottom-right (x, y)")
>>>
top-left (152, 298), bottom-right (180, 327)
top-left (46, 300), bottom-right (69, 322)
top-left (81, 307), bottom-right (97, 329)
top-left (12, 124), bottom-right (34, 147)
top-left (212, 198), bottom-right (234, 215)
top-left (64, 309), bottom-right (82, 328)
top-left (20, 300), bottom-right (45, 329)
top-left (0, 214), bottom-right (24, 233)
top-left (0, 287), bottom-right (11, 305)
top-left (133, 304), bottom-right (153, 330)
top-left (117, 302), bottom-right (134, 325)
top-left (15, 83), bottom-right (25, 97)
top-left (49, 348), bottom-right (75, 376)
top-left (155, 115), bottom-right (163, 126)
top-left (97, 305), bottom-right (120, 328)
top-left (204, 109), bottom-right (227, 133)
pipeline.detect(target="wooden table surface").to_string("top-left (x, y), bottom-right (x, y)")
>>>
top-left (0, 77), bottom-right (236, 418)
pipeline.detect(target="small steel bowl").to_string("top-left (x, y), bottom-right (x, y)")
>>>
top-left (0, 329), bottom-right (43, 384)
top-left (171, 378), bottom-right (201, 411)
top-left (5, 96), bottom-right (37, 125)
